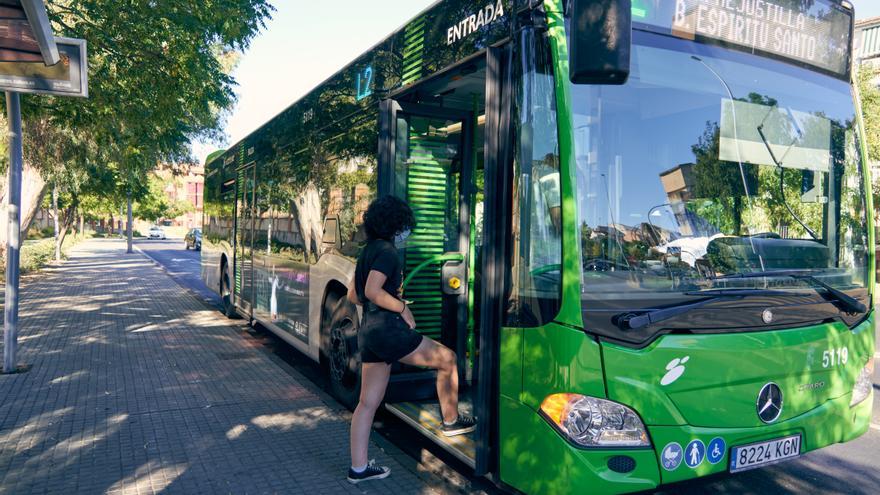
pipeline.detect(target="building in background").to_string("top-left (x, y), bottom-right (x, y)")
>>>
top-left (157, 163), bottom-right (204, 229)
top-left (855, 17), bottom-right (880, 70)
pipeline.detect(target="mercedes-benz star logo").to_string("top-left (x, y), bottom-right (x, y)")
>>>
top-left (757, 382), bottom-right (783, 423)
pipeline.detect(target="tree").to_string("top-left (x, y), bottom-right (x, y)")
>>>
top-left (0, 0), bottom-right (273, 256)
top-left (856, 64), bottom-right (880, 217)
top-left (856, 64), bottom-right (880, 164)
top-left (132, 175), bottom-right (180, 224)
top-left (690, 121), bottom-right (759, 235)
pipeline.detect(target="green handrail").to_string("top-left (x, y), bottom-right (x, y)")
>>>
top-left (402, 252), bottom-right (465, 291)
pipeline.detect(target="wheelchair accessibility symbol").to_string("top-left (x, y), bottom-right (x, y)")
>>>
top-left (707, 437), bottom-right (726, 465)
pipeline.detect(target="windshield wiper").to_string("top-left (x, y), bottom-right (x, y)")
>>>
top-left (617, 288), bottom-right (804, 331)
top-left (756, 122), bottom-right (820, 240)
top-left (715, 270), bottom-right (867, 314)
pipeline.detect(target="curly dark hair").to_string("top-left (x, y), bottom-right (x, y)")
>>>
top-left (363, 195), bottom-right (416, 241)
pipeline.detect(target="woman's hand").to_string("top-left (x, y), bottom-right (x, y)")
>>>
top-left (400, 305), bottom-right (416, 329)
top-left (347, 284), bottom-right (360, 305)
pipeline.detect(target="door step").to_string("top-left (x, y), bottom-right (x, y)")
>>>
top-left (385, 399), bottom-right (476, 468)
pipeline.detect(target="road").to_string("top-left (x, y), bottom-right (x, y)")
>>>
top-left (133, 238), bottom-right (221, 309)
top-left (138, 239), bottom-right (880, 494)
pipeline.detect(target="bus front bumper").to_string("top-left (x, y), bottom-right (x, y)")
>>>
top-left (500, 389), bottom-right (872, 494)
top-left (650, 388), bottom-right (873, 485)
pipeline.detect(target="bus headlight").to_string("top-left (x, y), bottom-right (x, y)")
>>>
top-left (540, 393), bottom-right (650, 448)
top-left (850, 358), bottom-right (875, 407)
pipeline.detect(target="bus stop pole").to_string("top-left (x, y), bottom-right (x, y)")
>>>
top-left (3, 91), bottom-right (22, 374)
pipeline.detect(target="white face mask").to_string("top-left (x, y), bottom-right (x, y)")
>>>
top-left (394, 229), bottom-right (411, 247)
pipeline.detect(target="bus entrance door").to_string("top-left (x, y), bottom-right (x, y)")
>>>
top-left (233, 163), bottom-right (256, 317)
top-left (380, 100), bottom-right (478, 466)
top-left (388, 102), bottom-right (473, 364)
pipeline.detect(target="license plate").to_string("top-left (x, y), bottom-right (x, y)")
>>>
top-left (730, 435), bottom-right (801, 473)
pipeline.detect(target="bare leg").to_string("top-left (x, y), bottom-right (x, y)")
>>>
top-left (350, 362), bottom-right (391, 468)
top-left (399, 337), bottom-right (459, 423)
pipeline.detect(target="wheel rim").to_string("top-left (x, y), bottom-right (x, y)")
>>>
top-left (329, 317), bottom-right (354, 384)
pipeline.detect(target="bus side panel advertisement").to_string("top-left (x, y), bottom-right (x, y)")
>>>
top-left (252, 256), bottom-right (311, 343)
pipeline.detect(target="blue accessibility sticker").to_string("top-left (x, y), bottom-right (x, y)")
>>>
top-left (707, 437), bottom-right (726, 465)
top-left (660, 442), bottom-right (683, 471)
top-left (685, 439), bottom-right (706, 468)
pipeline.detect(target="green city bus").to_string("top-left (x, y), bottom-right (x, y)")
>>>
top-left (202, 1), bottom-right (876, 492)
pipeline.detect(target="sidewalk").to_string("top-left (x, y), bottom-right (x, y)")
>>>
top-left (0, 239), bottom-right (444, 494)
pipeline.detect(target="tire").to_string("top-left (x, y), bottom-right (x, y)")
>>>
top-left (184, 242), bottom-right (189, 250)
top-left (324, 295), bottom-right (361, 410)
top-left (220, 265), bottom-right (237, 319)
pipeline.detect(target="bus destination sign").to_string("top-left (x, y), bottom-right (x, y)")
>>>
top-left (638, 0), bottom-right (853, 78)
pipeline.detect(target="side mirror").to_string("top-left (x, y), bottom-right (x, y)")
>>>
top-left (569, 0), bottom-right (632, 85)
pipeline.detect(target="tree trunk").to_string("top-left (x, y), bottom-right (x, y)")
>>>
top-left (733, 195), bottom-right (743, 236)
top-left (0, 161), bottom-right (46, 258)
top-left (52, 182), bottom-right (60, 261)
top-left (127, 190), bottom-right (133, 253)
top-left (57, 205), bottom-right (76, 250)
top-left (79, 213), bottom-right (84, 237)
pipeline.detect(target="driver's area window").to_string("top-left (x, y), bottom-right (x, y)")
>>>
top-left (506, 30), bottom-right (562, 328)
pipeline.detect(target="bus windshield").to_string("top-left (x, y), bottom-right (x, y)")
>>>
top-left (569, 32), bottom-right (869, 334)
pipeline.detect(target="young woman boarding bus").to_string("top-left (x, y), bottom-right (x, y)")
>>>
top-left (346, 196), bottom-right (476, 484)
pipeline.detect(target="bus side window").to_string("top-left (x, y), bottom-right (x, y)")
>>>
top-left (506, 29), bottom-right (563, 328)
top-left (313, 110), bottom-right (378, 260)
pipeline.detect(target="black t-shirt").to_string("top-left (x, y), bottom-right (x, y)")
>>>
top-left (355, 239), bottom-right (403, 304)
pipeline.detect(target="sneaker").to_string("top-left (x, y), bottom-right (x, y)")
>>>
top-left (441, 414), bottom-right (476, 437)
top-left (347, 460), bottom-right (390, 484)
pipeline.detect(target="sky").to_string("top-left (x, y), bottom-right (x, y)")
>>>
top-left (191, 0), bottom-right (880, 163)
top-left (191, 0), bottom-right (436, 162)
top-left (852, 0), bottom-right (880, 20)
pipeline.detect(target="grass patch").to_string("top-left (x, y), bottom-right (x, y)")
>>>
top-left (20, 239), bottom-right (57, 273)
top-left (0, 233), bottom-right (92, 281)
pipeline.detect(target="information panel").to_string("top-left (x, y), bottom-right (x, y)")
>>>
top-left (633, 0), bottom-right (853, 78)
top-left (0, 37), bottom-right (87, 97)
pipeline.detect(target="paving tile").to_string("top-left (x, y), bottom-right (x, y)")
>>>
top-left (0, 239), bottom-right (447, 495)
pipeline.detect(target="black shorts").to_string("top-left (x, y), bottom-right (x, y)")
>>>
top-left (358, 310), bottom-right (423, 364)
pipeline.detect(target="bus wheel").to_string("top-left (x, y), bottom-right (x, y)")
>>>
top-left (220, 268), bottom-right (236, 319)
top-left (326, 297), bottom-right (360, 410)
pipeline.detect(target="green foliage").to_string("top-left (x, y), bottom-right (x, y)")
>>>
top-left (690, 121), bottom-right (758, 235)
top-left (0, 233), bottom-right (90, 277)
top-left (856, 65), bottom-right (880, 215)
top-left (20, 239), bottom-right (57, 273)
top-left (687, 100), bottom-right (829, 240)
top-left (856, 65), bottom-right (880, 164)
top-left (4, 1), bottom-right (273, 233)
top-left (133, 175), bottom-right (179, 222)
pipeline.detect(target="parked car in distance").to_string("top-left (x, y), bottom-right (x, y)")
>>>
top-left (184, 228), bottom-right (201, 251)
top-left (148, 226), bottom-right (167, 240)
